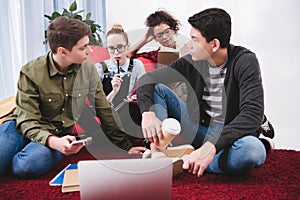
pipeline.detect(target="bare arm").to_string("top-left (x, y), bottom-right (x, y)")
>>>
top-left (106, 74), bottom-right (122, 103)
top-left (126, 28), bottom-right (154, 58)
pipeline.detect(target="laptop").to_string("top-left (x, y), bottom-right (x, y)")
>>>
top-left (78, 158), bottom-right (173, 200)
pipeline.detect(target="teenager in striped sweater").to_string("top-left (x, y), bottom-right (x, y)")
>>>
top-left (137, 8), bottom-right (274, 177)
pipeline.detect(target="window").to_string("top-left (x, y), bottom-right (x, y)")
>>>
top-left (0, 0), bottom-right (106, 100)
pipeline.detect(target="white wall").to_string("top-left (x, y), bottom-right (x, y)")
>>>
top-left (106, 0), bottom-right (300, 150)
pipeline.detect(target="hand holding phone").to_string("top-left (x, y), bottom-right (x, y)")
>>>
top-left (71, 135), bottom-right (92, 146)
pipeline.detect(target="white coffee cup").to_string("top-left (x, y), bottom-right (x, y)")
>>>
top-left (158, 118), bottom-right (181, 149)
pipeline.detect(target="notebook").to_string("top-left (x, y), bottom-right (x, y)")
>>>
top-left (49, 163), bottom-right (77, 186)
top-left (157, 51), bottom-right (179, 68)
top-left (78, 158), bottom-right (173, 200)
top-left (61, 169), bottom-right (79, 193)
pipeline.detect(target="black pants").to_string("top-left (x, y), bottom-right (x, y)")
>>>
top-left (117, 102), bottom-right (143, 145)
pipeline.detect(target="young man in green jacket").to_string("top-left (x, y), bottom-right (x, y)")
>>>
top-left (0, 16), bottom-right (145, 179)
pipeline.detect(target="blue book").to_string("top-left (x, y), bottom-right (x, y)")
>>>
top-left (49, 164), bottom-right (77, 186)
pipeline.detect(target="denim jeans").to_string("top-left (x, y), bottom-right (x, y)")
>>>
top-left (153, 83), bottom-right (266, 175)
top-left (0, 120), bottom-right (64, 179)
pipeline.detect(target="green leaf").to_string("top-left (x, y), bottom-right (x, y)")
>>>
top-left (86, 13), bottom-right (91, 20)
top-left (51, 12), bottom-right (61, 19)
top-left (44, 1), bottom-right (103, 46)
top-left (94, 24), bottom-right (102, 29)
top-left (44, 14), bottom-right (53, 20)
top-left (90, 24), bottom-right (96, 33)
top-left (69, 1), bottom-right (77, 12)
top-left (89, 35), bottom-right (101, 46)
top-left (94, 32), bottom-right (103, 45)
top-left (74, 15), bottom-right (82, 20)
top-left (83, 19), bottom-right (95, 25)
top-left (62, 9), bottom-right (67, 14)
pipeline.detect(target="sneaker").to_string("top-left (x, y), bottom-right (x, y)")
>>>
top-left (142, 143), bottom-right (194, 176)
top-left (146, 146), bottom-right (193, 177)
top-left (151, 152), bottom-right (184, 177)
top-left (142, 142), bottom-right (195, 158)
top-left (172, 158), bottom-right (184, 177)
top-left (260, 115), bottom-right (275, 138)
top-left (259, 134), bottom-right (275, 153)
top-left (143, 139), bottom-right (151, 149)
top-left (166, 144), bottom-right (194, 158)
top-left (259, 115), bottom-right (275, 153)
top-left (142, 149), bottom-right (152, 159)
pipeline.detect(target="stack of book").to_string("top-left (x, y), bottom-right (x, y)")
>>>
top-left (49, 164), bottom-right (79, 193)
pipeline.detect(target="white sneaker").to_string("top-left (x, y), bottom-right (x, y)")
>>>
top-left (142, 144), bottom-right (195, 159)
top-left (166, 144), bottom-right (194, 158)
top-left (142, 149), bottom-right (152, 159)
top-left (171, 158), bottom-right (184, 177)
top-left (166, 144), bottom-right (194, 150)
top-left (259, 134), bottom-right (275, 153)
top-left (152, 152), bottom-right (184, 176)
top-left (143, 150), bottom-right (185, 176)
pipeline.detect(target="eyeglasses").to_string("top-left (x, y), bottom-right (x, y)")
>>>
top-left (154, 28), bottom-right (172, 40)
top-left (106, 44), bottom-right (127, 53)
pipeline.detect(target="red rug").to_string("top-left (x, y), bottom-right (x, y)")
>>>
top-left (0, 149), bottom-right (299, 200)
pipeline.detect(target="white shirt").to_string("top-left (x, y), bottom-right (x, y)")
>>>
top-left (95, 58), bottom-right (145, 95)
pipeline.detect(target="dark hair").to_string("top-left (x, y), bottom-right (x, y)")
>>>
top-left (105, 23), bottom-right (129, 44)
top-left (145, 10), bottom-right (180, 35)
top-left (47, 16), bottom-right (91, 53)
top-left (188, 8), bottom-right (231, 48)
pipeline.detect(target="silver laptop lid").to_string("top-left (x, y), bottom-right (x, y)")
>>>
top-left (78, 158), bottom-right (173, 200)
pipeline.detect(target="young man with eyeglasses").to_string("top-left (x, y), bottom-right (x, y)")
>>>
top-left (0, 17), bottom-right (146, 179)
top-left (137, 8), bottom-right (274, 177)
top-left (96, 23), bottom-right (145, 139)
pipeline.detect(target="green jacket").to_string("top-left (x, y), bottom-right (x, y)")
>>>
top-left (6, 52), bottom-right (132, 151)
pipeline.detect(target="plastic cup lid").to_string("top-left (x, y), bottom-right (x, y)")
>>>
top-left (162, 118), bottom-right (181, 135)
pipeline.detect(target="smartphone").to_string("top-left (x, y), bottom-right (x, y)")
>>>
top-left (75, 135), bottom-right (88, 140)
top-left (71, 135), bottom-right (92, 145)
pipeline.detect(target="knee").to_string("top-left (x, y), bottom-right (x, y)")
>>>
top-left (219, 136), bottom-right (266, 175)
top-left (0, 120), bottom-right (16, 130)
top-left (233, 136), bottom-right (266, 171)
top-left (154, 83), bottom-right (175, 94)
top-left (239, 136), bottom-right (266, 165)
top-left (154, 83), bottom-right (167, 91)
top-left (0, 120), bottom-right (17, 137)
top-left (12, 159), bottom-right (41, 179)
top-left (11, 154), bottom-right (46, 179)
top-left (11, 146), bottom-right (63, 179)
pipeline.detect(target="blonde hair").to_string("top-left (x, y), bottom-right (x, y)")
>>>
top-left (106, 23), bottom-right (129, 44)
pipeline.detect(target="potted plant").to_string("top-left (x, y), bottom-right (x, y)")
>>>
top-left (44, 1), bottom-right (103, 46)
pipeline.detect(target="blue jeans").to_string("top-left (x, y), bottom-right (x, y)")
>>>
top-left (0, 120), bottom-right (64, 179)
top-left (153, 84), bottom-right (266, 175)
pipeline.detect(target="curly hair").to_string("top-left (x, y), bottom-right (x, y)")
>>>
top-left (145, 10), bottom-right (181, 35)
